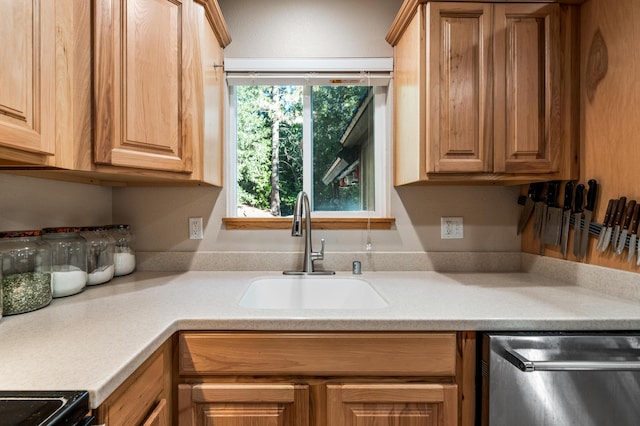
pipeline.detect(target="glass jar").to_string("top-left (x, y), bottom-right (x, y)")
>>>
top-left (107, 224), bottom-right (136, 276)
top-left (0, 230), bottom-right (52, 315)
top-left (79, 226), bottom-right (115, 285)
top-left (42, 227), bottom-right (87, 298)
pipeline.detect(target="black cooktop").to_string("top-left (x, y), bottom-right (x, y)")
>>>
top-left (0, 391), bottom-right (90, 426)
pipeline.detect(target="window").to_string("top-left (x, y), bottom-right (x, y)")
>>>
top-left (225, 59), bottom-right (391, 220)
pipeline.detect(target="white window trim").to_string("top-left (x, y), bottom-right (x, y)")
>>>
top-left (225, 59), bottom-right (392, 219)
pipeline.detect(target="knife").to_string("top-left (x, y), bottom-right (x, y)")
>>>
top-left (560, 181), bottom-right (574, 257)
top-left (540, 181), bottom-right (560, 253)
top-left (572, 184), bottom-right (585, 258)
top-left (611, 196), bottom-right (627, 253)
top-left (517, 183), bottom-right (542, 235)
top-left (533, 183), bottom-right (548, 239)
top-left (603, 197), bottom-right (626, 253)
top-left (626, 204), bottom-right (640, 262)
top-left (596, 199), bottom-right (616, 251)
top-left (616, 200), bottom-right (637, 256)
top-left (579, 179), bottom-right (597, 259)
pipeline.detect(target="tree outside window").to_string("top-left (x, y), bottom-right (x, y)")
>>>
top-left (235, 85), bottom-right (374, 217)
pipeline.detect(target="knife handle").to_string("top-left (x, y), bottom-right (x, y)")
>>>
top-left (563, 181), bottom-right (574, 210)
top-left (532, 182), bottom-right (544, 202)
top-left (614, 197), bottom-right (627, 226)
top-left (606, 199), bottom-right (620, 227)
top-left (585, 179), bottom-right (598, 212)
top-left (602, 199), bottom-right (616, 227)
top-left (574, 184), bottom-right (585, 214)
top-left (622, 200), bottom-right (637, 230)
top-left (547, 181), bottom-right (560, 207)
top-left (630, 204), bottom-right (640, 235)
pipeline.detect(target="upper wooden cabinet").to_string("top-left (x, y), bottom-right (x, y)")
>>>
top-left (93, 0), bottom-right (229, 184)
top-left (0, 0), bottom-right (55, 163)
top-left (0, 0), bottom-right (229, 186)
top-left (387, 1), bottom-right (579, 184)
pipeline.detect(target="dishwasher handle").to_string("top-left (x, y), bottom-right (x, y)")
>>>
top-left (504, 348), bottom-right (640, 372)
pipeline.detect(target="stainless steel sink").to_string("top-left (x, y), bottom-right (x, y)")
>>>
top-left (239, 276), bottom-right (388, 309)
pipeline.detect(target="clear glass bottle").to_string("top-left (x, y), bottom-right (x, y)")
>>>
top-left (79, 226), bottom-right (115, 285)
top-left (0, 230), bottom-right (52, 315)
top-left (42, 227), bottom-right (87, 298)
top-left (107, 224), bottom-right (136, 276)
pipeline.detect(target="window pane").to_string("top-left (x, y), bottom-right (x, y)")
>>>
top-left (234, 85), bottom-right (375, 217)
top-left (236, 85), bottom-right (303, 217)
top-left (313, 86), bottom-right (374, 212)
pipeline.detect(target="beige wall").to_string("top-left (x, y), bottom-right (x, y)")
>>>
top-left (218, 0), bottom-right (402, 59)
top-left (112, 184), bottom-right (520, 253)
top-left (0, 174), bottom-right (112, 230)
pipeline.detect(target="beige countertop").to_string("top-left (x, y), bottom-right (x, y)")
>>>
top-left (1, 269), bottom-right (640, 408)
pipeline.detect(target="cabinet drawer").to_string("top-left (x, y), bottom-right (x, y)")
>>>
top-left (179, 332), bottom-right (456, 376)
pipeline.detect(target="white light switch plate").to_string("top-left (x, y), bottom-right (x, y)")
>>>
top-left (441, 216), bottom-right (463, 239)
top-left (189, 217), bottom-right (204, 239)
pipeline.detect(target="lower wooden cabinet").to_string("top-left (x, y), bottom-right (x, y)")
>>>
top-left (178, 382), bottom-right (457, 426)
top-left (327, 383), bottom-right (457, 426)
top-left (178, 383), bottom-right (310, 425)
top-left (177, 332), bottom-right (464, 426)
top-left (95, 340), bottom-right (172, 426)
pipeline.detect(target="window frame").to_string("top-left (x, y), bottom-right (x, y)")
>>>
top-left (224, 59), bottom-right (392, 221)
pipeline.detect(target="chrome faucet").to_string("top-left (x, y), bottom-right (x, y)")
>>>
top-left (284, 191), bottom-right (335, 275)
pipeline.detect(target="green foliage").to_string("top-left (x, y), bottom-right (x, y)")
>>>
top-left (235, 85), bottom-right (369, 216)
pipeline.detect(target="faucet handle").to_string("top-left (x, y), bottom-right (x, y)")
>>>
top-left (312, 238), bottom-right (325, 261)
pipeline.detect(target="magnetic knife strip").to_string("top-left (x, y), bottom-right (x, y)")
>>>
top-left (517, 195), bottom-right (637, 250)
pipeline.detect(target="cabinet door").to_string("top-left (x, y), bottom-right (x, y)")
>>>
top-left (327, 383), bottom-right (458, 426)
top-left (178, 383), bottom-right (309, 426)
top-left (426, 2), bottom-right (492, 173)
top-left (493, 3), bottom-right (561, 174)
top-left (94, 0), bottom-right (194, 173)
top-left (0, 0), bottom-right (55, 159)
top-left (141, 399), bottom-right (168, 426)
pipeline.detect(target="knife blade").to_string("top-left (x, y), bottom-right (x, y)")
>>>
top-left (533, 183), bottom-right (547, 239)
top-left (572, 184), bottom-right (585, 258)
top-left (579, 179), bottom-right (598, 259)
top-left (560, 181), bottom-right (574, 257)
top-left (626, 204), bottom-right (640, 262)
top-left (541, 181), bottom-right (560, 253)
top-left (517, 183), bottom-right (542, 235)
top-left (596, 199), bottom-right (616, 251)
top-left (603, 197), bottom-right (626, 253)
top-left (611, 196), bottom-right (627, 253)
top-left (616, 200), bottom-right (637, 256)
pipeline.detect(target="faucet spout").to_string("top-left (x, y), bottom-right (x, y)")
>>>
top-left (284, 191), bottom-right (334, 275)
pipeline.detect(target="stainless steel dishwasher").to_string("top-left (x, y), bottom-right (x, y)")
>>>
top-left (481, 333), bottom-right (640, 426)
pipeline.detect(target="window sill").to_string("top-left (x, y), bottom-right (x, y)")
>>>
top-left (222, 217), bottom-right (395, 230)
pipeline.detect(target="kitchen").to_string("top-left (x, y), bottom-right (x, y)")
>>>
top-left (1, 0), bottom-right (640, 425)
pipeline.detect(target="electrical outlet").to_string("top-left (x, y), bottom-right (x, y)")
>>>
top-left (189, 217), bottom-right (203, 239)
top-left (441, 216), bottom-right (463, 239)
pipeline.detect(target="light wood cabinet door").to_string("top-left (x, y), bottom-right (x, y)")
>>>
top-left (141, 399), bottom-right (168, 426)
top-left (96, 341), bottom-right (172, 426)
top-left (0, 0), bottom-right (55, 160)
top-left (427, 2), bottom-right (492, 174)
top-left (327, 383), bottom-right (458, 426)
top-left (94, 0), bottom-right (195, 173)
top-left (493, 3), bottom-right (562, 175)
top-left (388, 1), bottom-right (578, 184)
top-left (178, 383), bottom-right (309, 426)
